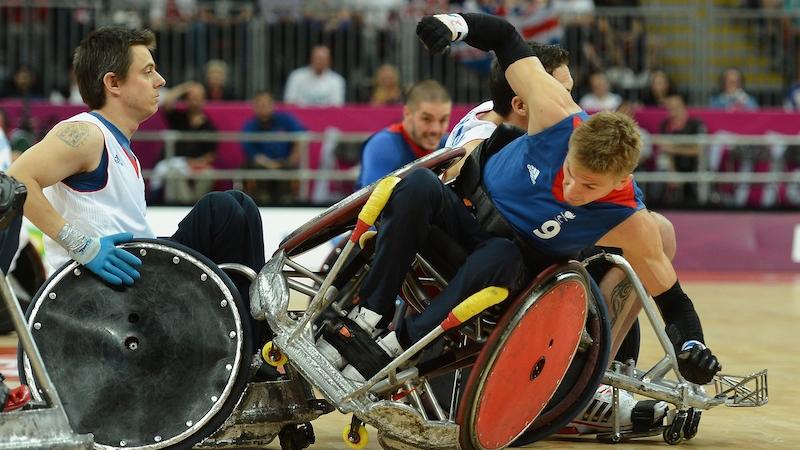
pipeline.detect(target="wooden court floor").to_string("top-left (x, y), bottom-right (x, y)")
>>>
top-left (1, 274), bottom-right (798, 449)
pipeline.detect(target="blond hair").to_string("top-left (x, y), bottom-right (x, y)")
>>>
top-left (568, 111), bottom-right (641, 176)
top-left (405, 79), bottom-right (451, 110)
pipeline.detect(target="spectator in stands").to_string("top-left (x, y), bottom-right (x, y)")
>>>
top-left (370, 63), bottom-right (403, 106)
top-left (7, 114), bottom-right (36, 160)
top-left (240, 91), bottom-right (306, 205)
top-left (152, 81), bottom-right (218, 205)
top-left (659, 93), bottom-right (707, 206)
top-left (149, 0), bottom-right (198, 28)
top-left (709, 67), bottom-right (758, 111)
top-left (284, 45), bottom-right (346, 106)
top-left (203, 59), bottom-right (236, 101)
top-left (617, 100), bottom-right (652, 166)
top-left (257, 0), bottom-right (303, 23)
top-left (785, 77), bottom-right (800, 111)
top-left (49, 66), bottom-right (83, 105)
top-left (641, 68), bottom-right (675, 107)
top-left (0, 113), bottom-right (10, 172)
top-left (579, 71), bottom-right (622, 111)
top-left (357, 80), bottom-right (451, 188)
top-left (1, 65), bottom-right (43, 100)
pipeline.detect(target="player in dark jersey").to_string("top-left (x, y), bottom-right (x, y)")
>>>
top-left (337, 13), bottom-right (720, 389)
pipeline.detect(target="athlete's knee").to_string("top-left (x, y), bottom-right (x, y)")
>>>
top-left (391, 168), bottom-right (442, 211)
top-left (201, 191), bottom-right (248, 227)
top-left (651, 211), bottom-right (676, 261)
top-left (398, 168), bottom-right (440, 197)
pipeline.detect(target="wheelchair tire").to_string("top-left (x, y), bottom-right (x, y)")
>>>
top-left (510, 273), bottom-right (612, 446)
top-left (456, 270), bottom-right (590, 450)
top-left (19, 239), bottom-right (253, 450)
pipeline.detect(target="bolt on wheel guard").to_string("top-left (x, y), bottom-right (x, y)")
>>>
top-left (21, 239), bottom-right (252, 450)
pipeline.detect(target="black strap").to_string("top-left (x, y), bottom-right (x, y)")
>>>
top-left (453, 125), bottom-right (560, 273)
top-left (1, 373), bottom-right (9, 411)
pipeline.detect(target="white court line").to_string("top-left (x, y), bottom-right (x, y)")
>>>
top-left (793, 224), bottom-right (800, 263)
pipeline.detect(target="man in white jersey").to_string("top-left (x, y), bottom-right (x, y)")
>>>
top-left (443, 42), bottom-right (574, 180)
top-left (444, 43), bottom-right (678, 435)
top-left (7, 28), bottom-right (266, 342)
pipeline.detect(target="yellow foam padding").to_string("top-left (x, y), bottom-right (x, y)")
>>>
top-left (358, 176), bottom-right (401, 226)
top-left (358, 230), bottom-right (377, 248)
top-left (451, 286), bottom-right (509, 323)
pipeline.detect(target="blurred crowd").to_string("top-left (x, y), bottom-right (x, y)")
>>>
top-left (2, 0), bottom-right (800, 210)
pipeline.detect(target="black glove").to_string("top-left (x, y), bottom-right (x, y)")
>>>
top-left (677, 343), bottom-right (722, 385)
top-left (416, 16), bottom-right (458, 55)
top-left (0, 173), bottom-right (26, 230)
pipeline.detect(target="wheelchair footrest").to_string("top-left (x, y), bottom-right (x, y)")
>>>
top-left (714, 370), bottom-right (768, 407)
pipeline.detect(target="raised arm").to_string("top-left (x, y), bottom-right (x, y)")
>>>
top-left (417, 13), bottom-right (581, 134)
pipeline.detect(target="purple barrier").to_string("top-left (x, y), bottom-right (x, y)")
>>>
top-left (664, 211), bottom-right (800, 272)
top-left (0, 101), bottom-right (477, 170)
top-left (4, 101), bottom-right (800, 170)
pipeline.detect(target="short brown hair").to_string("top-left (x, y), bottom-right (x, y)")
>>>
top-left (491, 42), bottom-right (570, 116)
top-left (405, 79), bottom-right (451, 109)
top-left (73, 27), bottom-right (156, 109)
top-left (568, 111), bottom-right (641, 176)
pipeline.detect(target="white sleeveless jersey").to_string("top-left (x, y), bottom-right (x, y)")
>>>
top-left (444, 100), bottom-right (498, 149)
top-left (44, 112), bottom-right (155, 269)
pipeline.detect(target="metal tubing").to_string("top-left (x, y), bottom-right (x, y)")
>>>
top-left (603, 254), bottom-right (684, 382)
top-left (602, 371), bottom-right (720, 410)
top-left (289, 239), bottom-right (356, 340)
top-left (287, 279), bottom-right (319, 297)
top-left (284, 258), bottom-right (325, 284)
top-left (422, 379), bottom-right (447, 421)
top-left (0, 272), bottom-right (62, 410)
top-left (406, 382), bottom-right (428, 421)
top-left (218, 263), bottom-right (257, 282)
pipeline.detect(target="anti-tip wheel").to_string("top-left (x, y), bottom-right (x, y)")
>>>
top-left (342, 424), bottom-right (369, 449)
top-left (262, 341), bottom-right (288, 367)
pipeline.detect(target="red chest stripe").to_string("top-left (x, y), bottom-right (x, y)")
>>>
top-left (388, 122), bottom-right (430, 160)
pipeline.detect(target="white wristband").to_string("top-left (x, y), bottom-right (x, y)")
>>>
top-left (56, 223), bottom-right (100, 265)
top-left (433, 14), bottom-right (469, 42)
top-left (681, 340), bottom-right (705, 352)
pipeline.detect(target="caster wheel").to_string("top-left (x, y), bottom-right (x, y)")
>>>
top-left (663, 410), bottom-right (688, 445)
top-left (683, 408), bottom-right (701, 440)
top-left (663, 427), bottom-right (684, 445)
top-left (342, 423), bottom-right (369, 449)
top-left (279, 424), bottom-right (312, 450)
top-left (262, 341), bottom-right (288, 367)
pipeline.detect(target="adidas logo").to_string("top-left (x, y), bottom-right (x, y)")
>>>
top-left (527, 164), bottom-right (540, 185)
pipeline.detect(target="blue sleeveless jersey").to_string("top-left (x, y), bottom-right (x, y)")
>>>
top-left (483, 113), bottom-right (645, 257)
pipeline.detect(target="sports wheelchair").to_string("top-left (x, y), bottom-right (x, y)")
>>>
top-left (15, 148), bottom-right (766, 450)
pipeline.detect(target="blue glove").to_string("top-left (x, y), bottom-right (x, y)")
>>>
top-left (80, 233), bottom-right (142, 286)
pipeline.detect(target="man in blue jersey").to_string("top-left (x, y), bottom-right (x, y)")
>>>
top-left (336, 13), bottom-right (720, 391)
top-left (357, 79), bottom-right (452, 188)
top-left (445, 44), bottom-right (678, 435)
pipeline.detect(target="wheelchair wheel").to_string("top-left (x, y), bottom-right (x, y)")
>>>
top-left (456, 268), bottom-right (590, 450)
top-left (511, 270), bottom-right (612, 446)
top-left (19, 239), bottom-right (253, 450)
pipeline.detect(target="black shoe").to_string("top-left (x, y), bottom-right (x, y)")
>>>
top-left (322, 317), bottom-right (392, 380)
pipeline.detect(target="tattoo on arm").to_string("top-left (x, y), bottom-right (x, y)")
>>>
top-left (610, 279), bottom-right (634, 319)
top-left (55, 123), bottom-right (90, 148)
